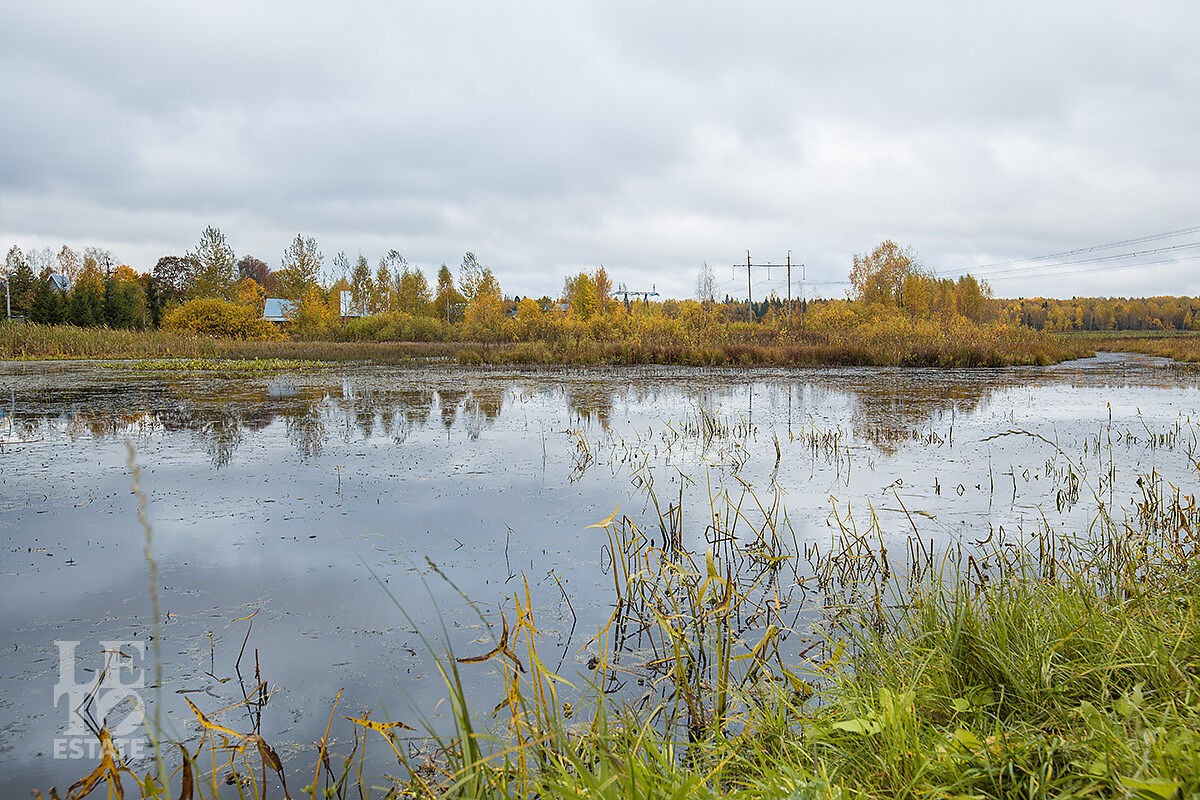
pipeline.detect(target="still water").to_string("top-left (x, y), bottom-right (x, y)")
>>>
top-left (1, 354), bottom-right (1197, 789)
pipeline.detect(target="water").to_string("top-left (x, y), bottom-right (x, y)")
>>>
top-left (1, 353), bottom-right (1197, 790)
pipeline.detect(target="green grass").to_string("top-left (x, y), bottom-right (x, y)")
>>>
top-left (38, 505), bottom-right (1200, 799)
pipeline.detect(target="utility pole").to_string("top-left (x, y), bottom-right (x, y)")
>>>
top-left (746, 251), bottom-right (752, 311)
top-left (736, 251), bottom-right (798, 323)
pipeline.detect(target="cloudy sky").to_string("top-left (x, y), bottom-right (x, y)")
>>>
top-left (2, 2), bottom-right (1198, 300)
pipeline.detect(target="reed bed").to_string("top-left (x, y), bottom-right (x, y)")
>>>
top-left (1065, 331), bottom-right (1200, 364)
top-left (0, 322), bottom-right (460, 363)
top-left (1, 319), bottom-right (1088, 367)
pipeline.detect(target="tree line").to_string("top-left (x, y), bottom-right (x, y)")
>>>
top-left (5, 231), bottom-right (1198, 343)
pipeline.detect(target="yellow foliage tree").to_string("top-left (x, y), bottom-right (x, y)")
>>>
top-left (849, 241), bottom-right (926, 308)
top-left (289, 287), bottom-right (337, 340)
top-left (464, 268), bottom-right (506, 343)
top-left (235, 277), bottom-right (266, 313)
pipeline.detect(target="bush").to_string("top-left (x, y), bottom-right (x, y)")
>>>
top-left (338, 312), bottom-right (454, 343)
top-left (161, 298), bottom-right (282, 340)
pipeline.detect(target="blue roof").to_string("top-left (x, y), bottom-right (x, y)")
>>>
top-left (48, 273), bottom-right (71, 292)
top-left (262, 298), bottom-right (295, 321)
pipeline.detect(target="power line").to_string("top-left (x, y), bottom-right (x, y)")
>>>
top-left (937, 224), bottom-right (1200, 275)
top-left (734, 251), bottom-right (803, 322)
top-left (983, 253), bottom-right (1200, 283)
top-left (956, 240), bottom-right (1200, 281)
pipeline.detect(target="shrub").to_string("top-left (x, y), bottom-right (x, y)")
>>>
top-left (161, 298), bottom-right (282, 340)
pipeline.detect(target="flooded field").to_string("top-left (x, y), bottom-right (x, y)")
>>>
top-left (1, 353), bottom-right (1198, 790)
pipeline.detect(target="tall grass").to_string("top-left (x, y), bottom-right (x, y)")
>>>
top-left (0, 321), bottom-right (461, 363)
top-left (1063, 331), bottom-right (1200, 363)
top-left (1, 319), bottom-right (1088, 367)
top-left (35, 434), bottom-right (1200, 798)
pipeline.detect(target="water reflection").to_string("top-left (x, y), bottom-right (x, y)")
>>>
top-left (2, 354), bottom-right (1197, 790)
top-left (1, 356), bottom-right (1194, 469)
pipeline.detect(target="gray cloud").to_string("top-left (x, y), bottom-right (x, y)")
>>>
top-left (2, 1), bottom-right (1198, 299)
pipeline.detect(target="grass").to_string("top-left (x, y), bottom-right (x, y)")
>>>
top-left (1058, 330), bottom-right (1200, 363)
top-left (1, 319), bottom-right (1091, 368)
top-left (101, 357), bottom-right (324, 373)
top-left (0, 322), bottom-right (460, 364)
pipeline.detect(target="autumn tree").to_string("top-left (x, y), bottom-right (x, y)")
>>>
top-left (188, 226), bottom-right (236, 299)
top-left (563, 271), bottom-right (600, 321)
top-left (463, 267), bottom-right (505, 342)
top-left (396, 266), bottom-right (432, 316)
top-left (277, 234), bottom-right (324, 301)
top-left (150, 255), bottom-right (198, 317)
top-left (848, 240), bottom-right (927, 308)
top-left (56, 245), bottom-right (81, 282)
top-left (372, 262), bottom-right (394, 314)
top-left (331, 251), bottom-right (351, 280)
top-left (235, 277), bottom-right (266, 312)
top-left (954, 274), bottom-right (990, 323)
top-left (515, 296), bottom-right (544, 339)
top-left (237, 255), bottom-right (276, 294)
top-left (595, 266), bottom-right (613, 315)
top-left (434, 263), bottom-right (464, 323)
top-left (82, 246), bottom-right (116, 276)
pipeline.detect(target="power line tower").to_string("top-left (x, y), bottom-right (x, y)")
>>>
top-left (614, 284), bottom-right (660, 312)
top-left (735, 251), bottom-right (803, 323)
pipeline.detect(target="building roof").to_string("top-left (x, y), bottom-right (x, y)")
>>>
top-left (48, 273), bottom-right (71, 292)
top-left (262, 297), bottom-right (295, 322)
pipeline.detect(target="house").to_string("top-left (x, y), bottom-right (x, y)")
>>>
top-left (262, 297), bottom-right (295, 323)
top-left (48, 273), bottom-right (71, 293)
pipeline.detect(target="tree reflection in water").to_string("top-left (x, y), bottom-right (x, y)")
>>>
top-left (3, 356), bottom-right (1181, 469)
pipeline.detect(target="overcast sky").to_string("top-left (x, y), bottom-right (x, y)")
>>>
top-left (2, 2), bottom-right (1198, 300)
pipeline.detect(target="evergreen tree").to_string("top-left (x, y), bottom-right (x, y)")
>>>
top-left (8, 259), bottom-right (37, 317)
top-left (104, 274), bottom-right (147, 328)
top-left (145, 273), bottom-right (163, 328)
top-left (29, 273), bottom-right (66, 324)
top-left (4, 246), bottom-right (37, 318)
top-left (68, 280), bottom-right (105, 326)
